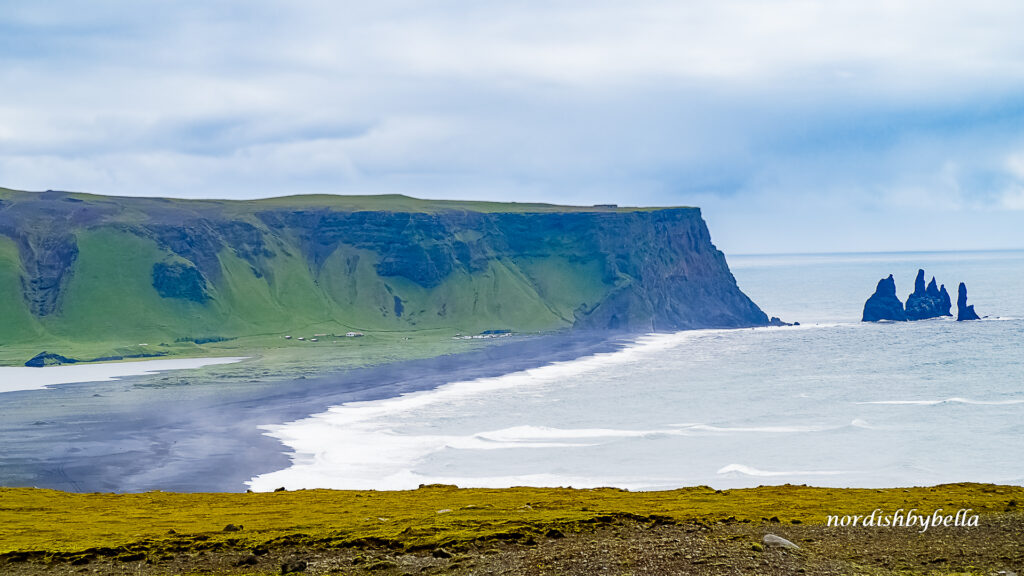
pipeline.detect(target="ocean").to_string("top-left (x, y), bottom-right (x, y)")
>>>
top-left (248, 250), bottom-right (1024, 492)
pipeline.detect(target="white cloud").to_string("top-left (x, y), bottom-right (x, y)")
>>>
top-left (2, 1), bottom-right (1024, 251)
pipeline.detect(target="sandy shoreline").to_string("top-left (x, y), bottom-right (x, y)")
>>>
top-left (0, 331), bottom-right (632, 493)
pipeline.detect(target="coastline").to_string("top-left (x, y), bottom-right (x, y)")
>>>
top-left (0, 330), bottom-right (633, 493)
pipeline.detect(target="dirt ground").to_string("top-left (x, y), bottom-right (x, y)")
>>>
top-left (3, 512), bottom-right (1021, 576)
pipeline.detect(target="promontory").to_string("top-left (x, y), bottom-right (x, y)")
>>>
top-left (0, 187), bottom-right (770, 364)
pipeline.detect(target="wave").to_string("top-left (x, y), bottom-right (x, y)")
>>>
top-left (246, 323), bottom-right (853, 492)
top-left (858, 397), bottom-right (1024, 406)
top-left (249, 333), bottom-right (712, 491)
top-left (717, 464), bottom-right (854, 477)
top-left (671, 419), bottom-right (876, 433)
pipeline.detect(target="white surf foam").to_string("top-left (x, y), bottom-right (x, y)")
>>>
top-left (248, 329), bottom-right (738, 491)
top-left (0, 357), bottom-right (247, 394)
top-left (858, 397), bottom-right (1024, 406)
top-left (716, 464), bottom-right (854, 477)
top-left (248, 326), bottom-right (856, 492)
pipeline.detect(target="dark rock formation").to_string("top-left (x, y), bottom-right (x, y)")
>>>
top-left (957, 282), bottom-right (981, 321)
top-left (905, 269), bottom-right (952, 320)
top-left (862, 275), bottom-right (907, 321)
top-left (152, 262), bottom-right (210, 303)
top-left (25, 351), bottom-right (166, 366)
top-left (25, 352), bottom-right (79, 367)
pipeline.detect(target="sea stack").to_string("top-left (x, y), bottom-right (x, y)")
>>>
top-left (957, 282), bottom-right (981, 321)
top-left (862, 274), bottom-right (907, 321)
top-left (905, 269), bottom-right (952, 320)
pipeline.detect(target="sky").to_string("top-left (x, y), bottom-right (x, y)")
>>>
top-left (1, 1), bottom-right (1023, 254)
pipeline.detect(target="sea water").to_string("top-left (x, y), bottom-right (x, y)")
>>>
top-left (248, 251), bottom-right (1024, 491)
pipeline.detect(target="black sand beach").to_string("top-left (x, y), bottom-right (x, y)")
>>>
top-left (0, 332), bottom-right (631, 493)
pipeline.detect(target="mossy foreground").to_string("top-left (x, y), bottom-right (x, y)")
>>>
top-left (1, 483), bottom-right (1022, 575)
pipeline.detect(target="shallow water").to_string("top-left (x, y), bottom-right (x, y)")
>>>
top-left (249, 251), bottom-right (1024, 491)
top-left (0, 357), bottom-right (247, 394)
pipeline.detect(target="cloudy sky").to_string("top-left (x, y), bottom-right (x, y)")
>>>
top-left (2, 1), bottom-right (1023, 253)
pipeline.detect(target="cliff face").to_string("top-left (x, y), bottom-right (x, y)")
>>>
top-left (0, 189), bottom-right (767, 351)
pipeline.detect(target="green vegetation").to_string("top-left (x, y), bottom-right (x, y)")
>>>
top-left (1, 483), bottom-right (1018, 554)
top-left (207, 193), bottom-right (684, 214)
top-left (1, 187), bottom-right (766, 367)
top-left (0, 237), bottom-right (41, 344)
top-left (1, 483), bottom-right (1020, 574)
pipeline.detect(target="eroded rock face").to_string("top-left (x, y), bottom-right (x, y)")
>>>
top-left (0, 191), bottom-right (114, 316)
top-left (957, 282), bottom-right (981, 321)
top-left (862, 275), bottom-right (907, 321)
top-left (152, 262), bottom-right (210, 303)
top-left (905, 269), bottom-right (952, 320)
top-left (258, 208), bottom-right (770, 330)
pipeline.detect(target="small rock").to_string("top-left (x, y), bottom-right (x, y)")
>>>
top-left (432, 548), bottom-right (453, 559)
top-left (751, 543), bottom-right (764, 552)
top-left (274, 487), bottom-right (287, 492)
top-left (281, 558), bottom-right (307, 574)
top-left (436, 509), bottom-right (452, 514)
top-left (223, 524), bottom-right (242, 532)
top-left (763, 534), bottom-right (800, 550)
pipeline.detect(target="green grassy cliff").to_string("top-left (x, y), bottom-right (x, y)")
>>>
top-left (0, 188), bottom-right (767, 365)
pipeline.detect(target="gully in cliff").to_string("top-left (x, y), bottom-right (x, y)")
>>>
top-left (862, 269), bottom-right (981, 322)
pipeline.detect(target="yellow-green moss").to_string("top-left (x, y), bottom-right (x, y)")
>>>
top-left (1, 483), bottom-right (1020, 557)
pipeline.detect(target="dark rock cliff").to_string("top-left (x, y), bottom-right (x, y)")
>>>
top-left (256, 207), bottom-right (768, 330)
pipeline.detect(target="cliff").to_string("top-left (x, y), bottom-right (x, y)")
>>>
top-left (0, 188), bottom-right (768, 359)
